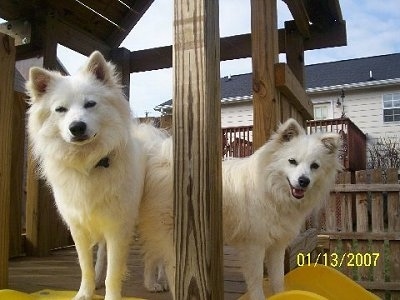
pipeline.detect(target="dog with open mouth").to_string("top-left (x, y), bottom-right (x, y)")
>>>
top-left (137, 118), bottom-right (342, 300)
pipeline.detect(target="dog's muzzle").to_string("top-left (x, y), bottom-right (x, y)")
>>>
top-left (69, 121), bottom-right (93, 143)
top-left (287, 176), bottom-right (310, 199)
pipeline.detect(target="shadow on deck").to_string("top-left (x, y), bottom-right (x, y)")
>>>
top-left (8, 245), bottom-right (246, 299)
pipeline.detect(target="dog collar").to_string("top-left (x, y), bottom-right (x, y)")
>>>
top-left (95, 156), bottom-right (110, 168)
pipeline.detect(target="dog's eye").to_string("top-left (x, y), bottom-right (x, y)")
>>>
top-left (55, 106), bottom-right (68, 113)
top-left (311, 162), bottom-right (320, 170)
top-left (288, 158), bottom-right (298, 166)
top-left (84, 101), bottom-right (97, 109)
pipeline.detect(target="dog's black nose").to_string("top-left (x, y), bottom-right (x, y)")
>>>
top-left (298, 176), bottom-right (310, 188)
top-left (69, 121), bottom-right (87, 137)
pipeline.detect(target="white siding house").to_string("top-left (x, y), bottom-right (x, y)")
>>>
top-left (155, 53), bottom-right (400, 143)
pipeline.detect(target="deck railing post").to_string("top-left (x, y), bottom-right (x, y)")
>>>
top-left (173, 0), bottom-right (223, 298)
top-left (0, 32), bottom-right (15, 288)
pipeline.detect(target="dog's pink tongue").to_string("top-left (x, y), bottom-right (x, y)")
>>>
top-left (292, 188), bottom-right (305, 199)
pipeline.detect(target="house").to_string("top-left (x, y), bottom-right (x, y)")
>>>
top-left (155, 53), bottom-right (400, 141)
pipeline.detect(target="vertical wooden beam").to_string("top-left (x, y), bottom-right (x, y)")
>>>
top-left (285, 21), bottom-right (305, 86)
top-left (0, 32), bottom-right (15, 288)
top-left (9, 92), bottom-right (27, 258)
top-left (251, 0), bottom-right (279, 149)
top-left (173, 0), bottom-right (223, 299)
top-left (110, 47), bottom-right (131, 100)
top-left (25, 15), bottom-right (59, 256)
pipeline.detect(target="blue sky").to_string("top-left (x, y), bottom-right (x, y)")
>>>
top-left (6, 0), bottom-right (400, 117)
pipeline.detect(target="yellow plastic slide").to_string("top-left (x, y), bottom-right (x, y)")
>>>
top-left (240, 264), bottom-right (380, 300)
top-left (278, 264), bottom-right (380, 300)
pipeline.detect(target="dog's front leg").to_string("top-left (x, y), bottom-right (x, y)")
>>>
top-left (71, 229), bottom-right (95, 300)
top-left (237, 244), bottom-right (265, 300)
top-left (104, 234), bottom-right (130, 300)
top-left (265, 244), bottom-right (286, 294)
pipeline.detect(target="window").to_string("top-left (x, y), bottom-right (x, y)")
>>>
top-left (383, 93), bottom-right (400, 123)
top-left (313, 103), bottom-right (330, 120)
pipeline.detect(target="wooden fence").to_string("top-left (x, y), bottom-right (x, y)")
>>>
top-left (308, 168), bottom-right (400, 299)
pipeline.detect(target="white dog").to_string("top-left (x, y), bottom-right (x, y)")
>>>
top-left (26, 51), bottom-right (146, 300)
top-left (137, 118), bottom-right (341, 299)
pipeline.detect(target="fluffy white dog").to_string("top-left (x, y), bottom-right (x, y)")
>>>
top-left (137, 118), bottom-right (341, 299)
top-left (26, 51), bottom-right (146, 300)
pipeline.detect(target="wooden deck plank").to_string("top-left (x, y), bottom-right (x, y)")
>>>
top-left (9, 245), bottom-right (246, 299)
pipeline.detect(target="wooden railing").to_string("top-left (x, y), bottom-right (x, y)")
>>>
top-left (222, 118), bottom-right (367, 171)
top-left (222, 126), bottom-right (253, 159)
top-left (307, 118), bottom-right (366, 171)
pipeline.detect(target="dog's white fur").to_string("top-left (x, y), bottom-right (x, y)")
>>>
top-left (137, 119), bottom-right (341, 299)
top-left (26, 51), bottom-right (145, 300)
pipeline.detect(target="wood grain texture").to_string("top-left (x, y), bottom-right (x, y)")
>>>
top-left (0, 32), bottom-right (15, 288)
top-left (173, 0), bottom-right (223, 298)
top-left (251, 0), bottom-right (279, 149)
top-left (9, 92), bottom-right (27, 258)
top-left (25, 24), bottom-right (72, 256)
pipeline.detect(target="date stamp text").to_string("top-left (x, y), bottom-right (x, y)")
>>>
top-left (297, 252), bottom-right (380, 268)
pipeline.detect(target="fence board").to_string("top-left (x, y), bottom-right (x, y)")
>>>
top-left (355, 170), bottom-right (369, 232)
top-left (387, 169), bottom-right (400, 298)
top-left (370, 169), bottom-right (385, 298)
top-left (326, 190), bottom-right (337, 231)
top-left (339, 171), bottom-right (352, 232)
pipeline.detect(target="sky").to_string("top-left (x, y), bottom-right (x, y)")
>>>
top-left (29, 0), bottom-right (400, 117)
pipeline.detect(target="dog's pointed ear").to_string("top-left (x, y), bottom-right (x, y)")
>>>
top-left (321, 133), bottom-right (341, 154)
top-left (276, 118), bottom-right (305, 143)
top-left (26, 67), bottom-right (54, 101)
top-left (84, 51), bottom-right (114, 84)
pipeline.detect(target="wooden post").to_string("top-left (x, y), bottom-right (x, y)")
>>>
top-left (25, 15), bottom-right (65, 256)
top-left (284, 21), bottom-right (305, 86)
top-left (110, 47), bottom-right (131, 100)
top-left (0, 32), bottom-right (15, 288)
top-left (9, 92), bottom-right (27, 258)
top-left (173, 0), bottom-right (223, 298)
top-left (251, 0), bottom-right (279, 149)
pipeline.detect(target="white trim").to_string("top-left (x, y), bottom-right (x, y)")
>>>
top-left (306, 78), bottom-right (400, 94)
top-left (221, 95), bottom-right (252, 104)
top-left (154, 95), bottom-right (253, 112)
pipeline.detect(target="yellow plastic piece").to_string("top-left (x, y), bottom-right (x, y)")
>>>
top-left (240, 264), bottom-right (380, 299)
top-left (283, 264), bottom-right (380, 300)
top-left (0, 289), bottom-right (144, 300)
top-left (269, 290), bottom-right (328, 300)
top-left (0, 289), bottom-right (35, 300)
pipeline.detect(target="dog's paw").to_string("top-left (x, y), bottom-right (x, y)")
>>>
top-left (72, 292), bottom-right (93, 300)
top-left (150, 283), bottom-right (168, 293)
top-left (94, 274), bottom-right (105, 290)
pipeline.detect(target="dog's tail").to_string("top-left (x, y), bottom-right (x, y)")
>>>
top-left (133, 122), bottom-right (173, 161)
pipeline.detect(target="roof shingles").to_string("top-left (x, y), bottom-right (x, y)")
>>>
top-left (155, 53), bottom-right (400, 110)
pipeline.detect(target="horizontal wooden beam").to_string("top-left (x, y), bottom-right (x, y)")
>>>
top-left (53, 18), bottom-right (111, 57)
top-left (282, 0), bottom-right (310, 38)
top-left (130, 21), bottom-right (346, 73)
top-left (275, 63), bottom-right (313, 119)
top-left (332, 183), bottom-right (400, 193)
top-left (325, 231), bottom-right (400, 241)
top-left (358, 281), bottom-right (400, 291)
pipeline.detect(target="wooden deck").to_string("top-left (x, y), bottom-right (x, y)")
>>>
top-left (8, 245), bottom-right (247, 299)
